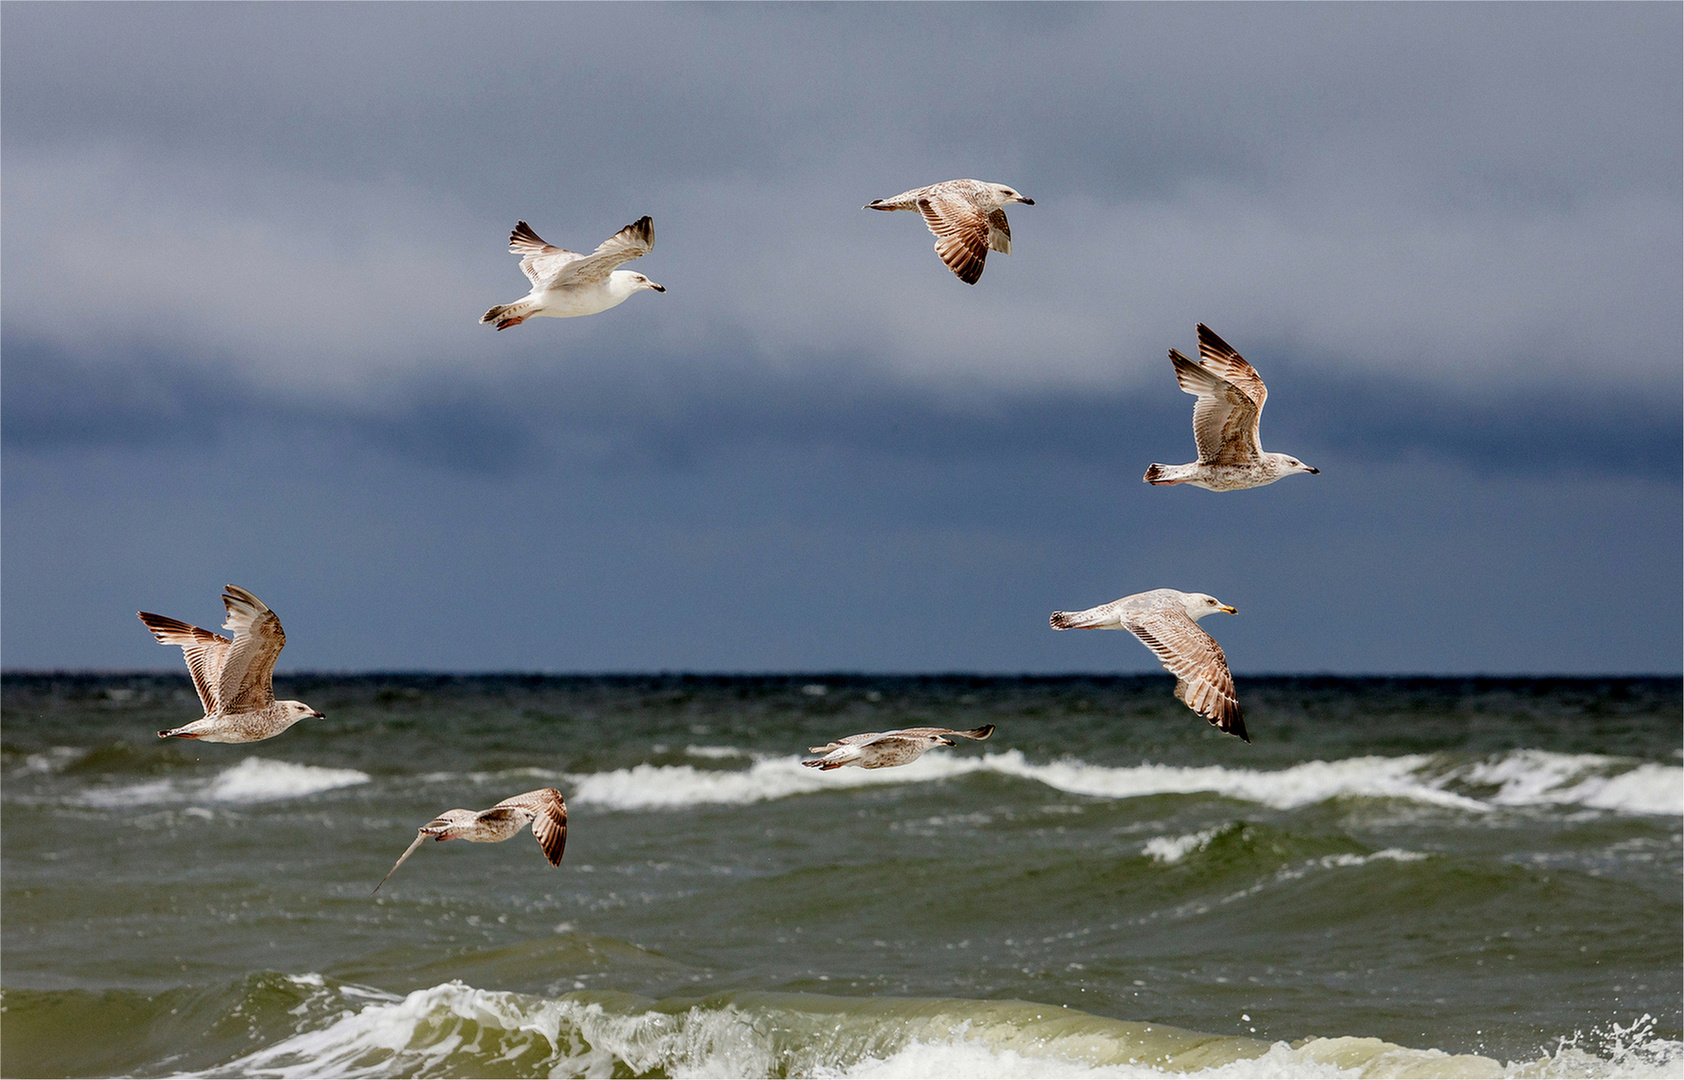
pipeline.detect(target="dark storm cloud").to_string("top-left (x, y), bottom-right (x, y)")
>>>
top-left (1, 336), bottom-right (535, 473)
top-left (8, 330), bottom-right (1676, 483)
top-left (6, 4), bottom-right (1675, 204)
top-left (5, 3), bottom-right (1678, 410)
top-left (3, 4), bottom-right (1678, 675)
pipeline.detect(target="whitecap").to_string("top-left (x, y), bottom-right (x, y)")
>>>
top-left (1459, 751), bottom-right (1682, 817)
top-left (568, 747), bottom-right (1679, 819)
top-left (686, 745), bottom-right (752, 759)
top-left (202, 757), bottom-right (371, 802)
top-left (77, 757), bottom-right (369, 807)
top-left (571, 753), bottom-right (982, 810)
top-left (989, 752), bottom-right (1491, 812)
top-left (188, 979), bottom-right (1684, 1080)
top-left (1144, 828), bottom-right (1221, 864)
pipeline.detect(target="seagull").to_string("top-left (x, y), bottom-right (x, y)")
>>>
top-left (138, 585), bottom-right (323, 743)
top-left (479, 216), bottom-right (664, 330)
top-left (1143, 324), bottom-right (1319, 491)
top-left (802, 725), bottom-right (996, 770)
top-left (372, 788), bottom-right (567, 895)
top-left (1050, 589), bottom-right (1248, 741)
top-left (865, 179), bottom-right (1033, 284)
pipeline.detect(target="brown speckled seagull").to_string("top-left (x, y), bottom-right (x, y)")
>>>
top-left (138, 585), bottom-right (323, 743)
top-left (802, 725), bottom-right (996, 770)
top-left (1144, 324), bottom-right (1319, 491)
top-left (865, 179), bottom-right (1033, 283)
top-left (373, 788), bottom-right (568, 894)
top-left (1051, 589), bottom-right (1248, 741)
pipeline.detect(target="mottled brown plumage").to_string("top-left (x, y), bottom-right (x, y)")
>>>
top-left (865, 179), bottom-right (1033, 283)
top-left (1144, 324), bottom-right (1319, 491)
top-left (373, 788), bottom-right (568, 895)
top-left (803, 725), bottom-right (996, 770)
top-left (1051, 589), bottom-right (1247, 741)
top-left (138, 585), bottom-right (323, 743)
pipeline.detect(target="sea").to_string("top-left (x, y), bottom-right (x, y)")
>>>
top-left (2, 674), bottom-right (1679, 1079)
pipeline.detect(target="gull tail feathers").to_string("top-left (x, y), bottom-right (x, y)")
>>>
top-left (1143, 463), bottom-right (1188, 485)
top-left (480, 300), bottom-right (537, 330)
top-left (1050, 610), bottom-right (1110, 630)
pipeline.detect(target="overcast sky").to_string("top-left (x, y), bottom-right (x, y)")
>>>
top-left (4, 3), bottom-right (1679, 675)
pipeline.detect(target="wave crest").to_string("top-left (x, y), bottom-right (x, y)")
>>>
top-left (78, 756), bottom-right (369, 807)
top-left (179, 978), bottom-right (1681, 1080)
top-left (570, 748), bottom-right (1680, 817)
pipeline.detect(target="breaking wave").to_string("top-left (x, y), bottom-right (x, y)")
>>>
top-left (139, 976), bottom-right (1680, 1079)
top-left (76, 756), bottom-right (369, 807)
top-left (570, 748), bottom-right (1681, 817)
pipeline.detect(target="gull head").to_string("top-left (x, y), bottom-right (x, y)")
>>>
top-left (924, 733), bottom-right (958, 749)
top-left (283, 700), bottom-right (326, 722)
top-left (632, 273), bottom-right (665, 294)
top-left (1269, 453), bottom-right (1319, 477)
top-left (1183, 593), bottom-right (1238, 621)
top-left (991, 184), bottom-right (1034, 206)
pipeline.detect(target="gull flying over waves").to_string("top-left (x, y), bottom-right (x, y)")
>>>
top-left (373, 788), bottom-right (567, 894)
top-left (802, 725), bottom-right (995, 771)
top-left (865, 179), bottom-right (1033, 284)
top-left (138, 585), bottom-right (323, 743)
top-left (480, 216), bottom-right (664, 330)
top-left (1050, 589), bottom-right (1248, 742)
top-left (1144, 324), bottom-right (1318, 491)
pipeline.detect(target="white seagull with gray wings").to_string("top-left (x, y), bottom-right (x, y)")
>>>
top-left (1144, 324), bottom-right (1318, 491)
top-left (480, 216), bottom-right (664, 330)
top-left (865, 179), bottom-right (1034, 284)
top-left (1050, 589), bottom-right (1248, 741)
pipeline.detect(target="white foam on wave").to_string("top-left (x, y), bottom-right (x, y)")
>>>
top-left (687, 744), bottom-right (752, 759)
top-left (78, 756), bottom-right (369, 808)
top-left (991, 752), bottom-right (1492, 812)
top-left (1459, 751), bottom-right (1682, 817)
top-left (570, 750), bottom-right (1490, 814)
top-left (820, 1035), bottom-right (1375, 1078)
top-left (202, 757), bottom-right (371, 802)
top-left (196, 980), bottom-right (775, 1078)
top-left (571, 752), bottom-right (984, 810)
top-left (1144, 828), bottom-right (1222, 864)
top-left (191, 978), bottom-right (1683, 1080)
top-left (16, 746), bottom-right (84, 775)
top-left (853, 1024), bottom-right (1684, 1080)
top-left (571, 747), bottom-right (1680, 819)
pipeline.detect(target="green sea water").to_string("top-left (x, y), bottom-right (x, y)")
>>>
top-left (2, 674), bottom-right (1679, 1078)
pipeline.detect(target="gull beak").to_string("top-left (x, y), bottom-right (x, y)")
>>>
top-left (311, 710), bottom-right (326, 719)
top-left (941, 738), bottom-right (957, 747)
top-left (1019, 196), bottom-right (1035, 205)
top-left (1307, 466), bottom-right (1320, 474)
top-left (1219, 605), bottom-right (1238, 614)
top-left (648, 281), bottom-right (666, 293)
